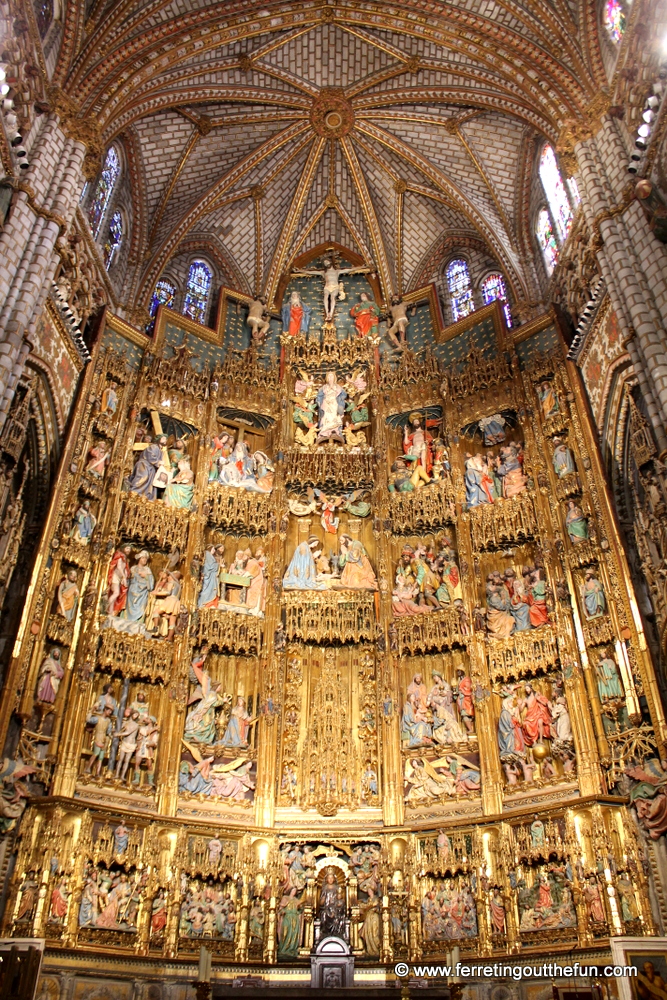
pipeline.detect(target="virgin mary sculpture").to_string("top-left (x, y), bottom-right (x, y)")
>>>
top-left (319, 869), bottom-right (347, 940)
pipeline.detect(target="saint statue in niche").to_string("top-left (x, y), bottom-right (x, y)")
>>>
top-left (595, 650), bottom-right (624, 703)
top-left (580, 569), bottom-right (606, 619)
top-left (316, 371), bottom-right (347, 443)
top-left (36, 648), bottom-right (64, 703)
top-left (552, 437), bottom-right (576, 478)
top-left (100, 381), bottom-right (118, 416)
top-left (319, 869), bottom-right (347, 939)
top-left (537, 380), bottom-right (560, 420)
top-left (57, 569), bottom-right (80, 621)
top-left (565, 500), bottom-right (589, 543)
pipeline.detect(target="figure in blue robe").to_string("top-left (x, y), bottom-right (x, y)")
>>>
top-left (401, 697), bottom-right (433, 747)
top-left (78, 874), bottom-right (97, 927)
top-left (282, 291), bottom-right (312, 335)
top-left (497, 702), bottom-right (520, 758)
top-left (124, 556), bottom-right (154, 622)
top-left (198, 548), bottom-right (220, 608)
top-left (581, 571), bottom-right (606, 619)
top-left (127, 438), bottom-right (165, 500)
top-left (113, 822), bottom-right (129, 855)
top-left (478, 413), bottom-right (506, 446)
top-left (552, 440), bottom-right (576, 478)
top-left (73, 502), bottom-right (96, 542)
top-left (282, 542), bottom-right (325, 590)
top-left (464, 455), bottom-right (494, 507)
top-left (179, 761), bottom-right (212, 795)
top-left (504, 571), bottom-right (531, 632)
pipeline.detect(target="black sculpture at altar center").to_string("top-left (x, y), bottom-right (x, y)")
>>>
top-left (318, 869), bottom-right (347, 940)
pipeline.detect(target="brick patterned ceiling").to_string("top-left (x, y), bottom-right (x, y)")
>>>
top-left (56, 1), bottom-right (607, 309)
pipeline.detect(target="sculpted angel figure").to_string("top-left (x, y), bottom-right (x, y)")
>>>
top-left (292, 256), bottom-right (372, 322)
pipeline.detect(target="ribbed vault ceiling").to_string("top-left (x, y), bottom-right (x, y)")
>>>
top-left (53, 1), bottom-right (607, 309)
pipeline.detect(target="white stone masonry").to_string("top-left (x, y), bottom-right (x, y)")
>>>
top-left (575, 117), bottom-right (667, 452)
top-left (0, 114), bottom-right (85, 426)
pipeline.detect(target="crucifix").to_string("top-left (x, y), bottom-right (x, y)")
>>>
top-left (291, 253), bottom-right (373, 323)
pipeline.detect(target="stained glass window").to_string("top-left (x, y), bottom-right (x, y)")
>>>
top-left (539, 144), bottom-right (573, 243)
top-left (446, 259), bottom-right (475, 322)
top-left (34, 0), bottom-right (53, 37)
top-left (605, 0), bottom-right (625, 42)
top-left (482, 273), bottom-right (512, 328)
top-left (150, 279), bottom-right (176, 319)
top-left (536, 209), bottom-right (559, 275)
top-left (568, 175), bottom-right (581, 207)
top-left (103, 211), bottom-right (122, 269)
top-left (183, 261), bottom-right (212, 325)
top-left (88, 147), bottom-right (120, 239)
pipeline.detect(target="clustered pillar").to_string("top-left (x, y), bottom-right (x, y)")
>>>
top-left (0, 113), bottom-right (86, 428)
top-left (574, 116), bottom-right (667, 452)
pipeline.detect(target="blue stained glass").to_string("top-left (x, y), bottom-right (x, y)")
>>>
top-left (482, 273), bottom-right (512, 328)
top-left (539, 145), bottom-right (573, 243)
top-left (34, 0), bottom-right (53, 37)
top-left (103, 211), bottom-right (122, 270)
top-left (89, 147), bottom-right (120, 239)
top-left (183, 261), bottom-right (212, 325)
top-left (150, 279), bottom-right (176, 319)
top-left (446, 259), bottom-right (475, 322)
top-left (537, 209), bottom-right (559, 275)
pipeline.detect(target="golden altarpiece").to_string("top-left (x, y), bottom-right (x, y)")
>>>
top-left (0, 261), bottom-right (665, 988)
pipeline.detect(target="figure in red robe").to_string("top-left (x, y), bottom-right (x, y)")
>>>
top-left (349, 292), bottom-right (380, 338)
top-left (536, 876), bottom-right (553, 911)
top-left (520, 683), bottom-right (552, 745)
top-left (106, 545), bottom-right (132, 616)
top-left (282, 291), bottom-right (312, 337)
top-left (455, 670), bottom-right (475, 733)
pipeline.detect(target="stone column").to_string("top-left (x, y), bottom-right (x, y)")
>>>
top-left (574, 119), bottom-right (667, 450)
top-left (0, 113), bottom-right (86, 427)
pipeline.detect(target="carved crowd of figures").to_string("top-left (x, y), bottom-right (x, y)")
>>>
top-left (6, 804), bottom-right (655, 960)
top-left (2, 266), bottom-right (664, 974)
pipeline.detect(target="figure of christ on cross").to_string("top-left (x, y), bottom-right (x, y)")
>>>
top-left (291, 255), bottom-right (373, 323)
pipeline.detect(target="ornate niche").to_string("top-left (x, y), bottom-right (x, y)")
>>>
top-left (77, 672), bottom-right (166, 804)
top-left (178, 644), bottom-right (260, 817)
top-left (384, 405), bottom-right (455, 535)
top-left (205, 406), bottom-right (276, 535)
top-left (419, 828), bottom-right (483, 957)
top-left (277, 647), bottom-right (380, 818)
top-left (399, 649), bottom-right (480, 820)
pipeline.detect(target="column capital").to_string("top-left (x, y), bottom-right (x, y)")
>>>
top-left (556, 90), bottom-right (613, 171)
top-left (46, 86), bottom-right (103, 179)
